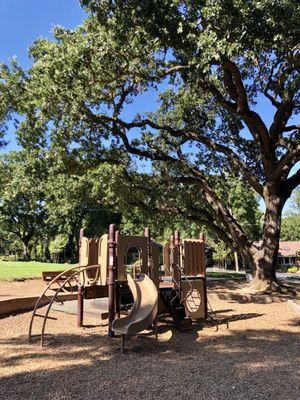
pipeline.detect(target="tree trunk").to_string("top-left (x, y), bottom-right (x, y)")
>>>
top-left (65, 233), bottom-right (76, 262)
top-left (250, 192), bottom-right (284, 291)
top-left (234, 251), bottom-right (239, 272)
top-left (21, 240), bottom-right (31, 261)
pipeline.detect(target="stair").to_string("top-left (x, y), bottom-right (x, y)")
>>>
top-left (160, 288), bottom-right (192, 332)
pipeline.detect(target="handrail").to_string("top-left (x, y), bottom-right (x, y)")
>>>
top-left (29, 265), bottom-right (81, 342)
top-left (28, 265), bottom-right (101, 345)
top-left (178, 264), bottom-right (193, 303)
top-left (163, 263), bottom-right (181, 304)
top-left (163, 259), bottom-right (194, 305)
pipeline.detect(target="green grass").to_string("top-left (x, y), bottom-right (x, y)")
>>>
top-left (0, 261), bottom-right (245, 281)
top-left (206, 271), bottom-right (245, 279)
top-left (0, 261), bottom-right (76, 281)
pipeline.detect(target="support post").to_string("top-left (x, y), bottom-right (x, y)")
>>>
top-left (153, 316), bottom-right (158, 340)
top-left (78, 228), bottom-right (85, 266)
top-left (170, 234), bottom-right (175, 248)
top-left (77, 285), bottom-right (84, 328)
top-left (121, 334), bottom-right (125, 354)
top-left (203, 278), bottom-right (208, 319)
top-left (108, 224), bottom-right (116, 337)
top-left (199, 233), bottom-right (206, 277)
top-left (199, 232), bottom-right (208, 318)
top-left (115, 230), bottom-right (120, 316)
top-left (144, 227), bottom-right (151, 278)
top-left (174, 230), bottom-right (181, 293)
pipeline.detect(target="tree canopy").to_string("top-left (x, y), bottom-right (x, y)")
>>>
top-left (0, 1), bottom-right (299, 287)
top-left (0, 151), bottom-right (47, 259)
top-left (281, 215), bottom-right (300, 241)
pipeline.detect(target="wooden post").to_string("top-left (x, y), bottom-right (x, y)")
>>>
top-left (199, 232), bottom-right (208, 318)
top-left (174, 230), bottom-right (181, 292)
top-left (170, 234), bottom-right (174, 276)
top-left (78, 228), bottom-right (85, 266)
top-left (144, 227), bottom-right (151, 278)
top-left (77, 228), bottom-right (85, 327)
top-left (170, 234), bottom-right (175, 247)
top-left (203, 278), bottom-right (208, 318)
top-left (108, 224), bottom-right (116, 337)
top-left (77, 285), bottom-right (84, 328)
top-left (115, 230), bottom-right (120, 316)
top-left (199, 233), bottom-right (206, 277)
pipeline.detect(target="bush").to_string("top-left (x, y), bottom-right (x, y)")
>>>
top-left (288, 266), bottom-right (299, 273)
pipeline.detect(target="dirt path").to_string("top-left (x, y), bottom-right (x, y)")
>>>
top-left (0, 279), bottom-right (45, 300)
top-left (0, 280), bottom-right (299, 400)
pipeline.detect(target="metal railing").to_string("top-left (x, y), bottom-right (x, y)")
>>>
top-left (28, 265), bottom-right (101, 346)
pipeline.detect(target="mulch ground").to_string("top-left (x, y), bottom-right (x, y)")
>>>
top-left (0, 279), bottom-right (299, 400)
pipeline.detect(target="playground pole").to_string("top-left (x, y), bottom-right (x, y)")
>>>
top-left (174, 230), bottom-right (181, 293)
top-left (199, 232), bottom-right (208, 317)
top-left (77, 284), bottom-right (84, 328)
top-left (199, 232), bottom-right (206, 277)
top-left (144, 227), bottom-right (151, 278)
top-left (79, 228), bottom-right (85, 246)
top-left (115, 230), bottom-right (120, 318)
top-left (108, 224), bottom-right (116, 337)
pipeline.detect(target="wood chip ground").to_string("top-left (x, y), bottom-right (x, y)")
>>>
top-left (0, 280), bottom-right (299, 400)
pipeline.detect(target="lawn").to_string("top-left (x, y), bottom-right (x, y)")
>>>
top-left (206, 271), bottom-right (245, 279)
top-left (0, 260), bottom-right (245, 281)
top-left (0, 261), bottom-right (76, 281)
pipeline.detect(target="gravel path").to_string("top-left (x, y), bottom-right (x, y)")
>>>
top-left (0, 280), bottom-right (299, 400)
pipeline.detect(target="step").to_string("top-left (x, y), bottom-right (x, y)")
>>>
top-left (175, 317), bottom-right (193, 332)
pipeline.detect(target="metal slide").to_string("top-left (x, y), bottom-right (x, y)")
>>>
top-left (112, 274), bottom-right (158, 336)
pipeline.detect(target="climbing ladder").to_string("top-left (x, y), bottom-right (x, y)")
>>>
top-left (162, 262), bottom-right (193, 331)
top-left (28, 265), bottom-right (100, 346)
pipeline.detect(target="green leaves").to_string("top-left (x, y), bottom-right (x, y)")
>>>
top-left (0, 0), bottom-right (298, 265)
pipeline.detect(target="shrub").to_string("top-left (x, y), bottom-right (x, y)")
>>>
top-left (288, 266), bottom-right (299, 273)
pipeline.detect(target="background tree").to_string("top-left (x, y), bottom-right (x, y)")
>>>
top-left (280, 215), bottom-right (300, 241)
top-left (45, 161), bottom-right (122, 261)
top-left (0, 0), bottom-right (299, 289)
top-left (292, 188), bottom-right (300, 211)
top-left (0, 151), bottom-right (47, 260)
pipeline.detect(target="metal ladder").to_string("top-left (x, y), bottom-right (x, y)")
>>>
top-left (28, 265), bottom-right (100, 346)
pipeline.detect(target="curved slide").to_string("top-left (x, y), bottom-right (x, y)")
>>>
top-left (112, 274), bottom-right (158, 336)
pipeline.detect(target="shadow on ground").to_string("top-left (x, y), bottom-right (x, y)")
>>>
top-left (0, 323), bottom-right (299, 400)
top-left (207, 279), bottom-right (299, 304)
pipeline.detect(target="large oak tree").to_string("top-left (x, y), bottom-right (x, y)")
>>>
top-left (0, 0), bottom-right (299, 290)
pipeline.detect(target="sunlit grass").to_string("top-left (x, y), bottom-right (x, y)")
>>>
top-left (0, 261), bottom-right (76, 281)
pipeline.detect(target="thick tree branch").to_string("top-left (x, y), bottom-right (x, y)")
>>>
top-left (269, 101), bottom-right (294, 140)
top-left (126, 197), bottom-right (236, 250)
top-left (284, 168), bottom-right (300, 194)
top-left (84, 107), bottom-right (264, 196)
top-left (223, 59), bottom-right (250, 113)
top-left (199, 69), bottom-right (274, 174)
top-left (274, 143), bottom-right (300, 180)
top-left (283, 125), bottom-right (300, 132)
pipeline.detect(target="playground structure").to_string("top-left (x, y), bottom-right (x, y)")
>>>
top-left (29, 225), bottom-right (207, 349)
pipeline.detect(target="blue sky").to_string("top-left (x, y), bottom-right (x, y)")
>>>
top-left (0, 0), bottom-right (86, 151)
top-left (0, 1), bottom-right (298, 213)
